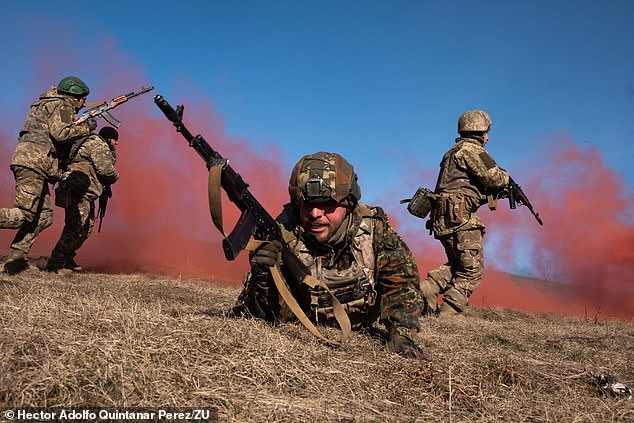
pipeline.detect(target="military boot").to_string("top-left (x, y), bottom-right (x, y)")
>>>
top-left (420, 278), bottom-right (440, 315)
top-left (45, 257), bottom-right (65, 274)
top-left (65, 257), bottom-right (83, 272)
top-left (438, 301), bottom-right (462, 319)
top-left (3, 249), bottom-right (28, 275)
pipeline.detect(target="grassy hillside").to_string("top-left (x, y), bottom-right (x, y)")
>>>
top-left (0, 264), bottom-right (632, 422)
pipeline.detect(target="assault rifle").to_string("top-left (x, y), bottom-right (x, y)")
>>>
top-left (153, 95), bottom-right (310, 302)
top-left (508, 177), bottom-right (543, 225)
top-left (76, 86), bottom-right (154, 128)
top-left (97, 184), bottom-right (112, 233)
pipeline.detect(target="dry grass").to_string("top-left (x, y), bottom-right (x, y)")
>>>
top-left (0, 263), bottom-right (632, 422)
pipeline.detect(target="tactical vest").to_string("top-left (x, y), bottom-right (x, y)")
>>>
top-left (436, 138), bottom-right (483, 197)
top-left (432, 138), bottom-right (488, 237)
top-left (282, 204), bottom-right (377, 328)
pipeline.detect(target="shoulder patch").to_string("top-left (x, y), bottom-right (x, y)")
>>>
top-left (59, 106), bottom-right (73, 124)
top-left (478, 151), bottom-right (496, 170)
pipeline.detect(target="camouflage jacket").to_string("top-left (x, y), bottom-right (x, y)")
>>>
top-left (11, 89), bottom-right (91, 180)
top-left (242, 201), bottom-right (423, 333)
top-left (58, 133), bottom-right (119, 201)
top-left (431, 137), bottom-right (509, 237)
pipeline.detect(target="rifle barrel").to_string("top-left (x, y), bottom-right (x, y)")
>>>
top-left (154, 95), bottom-right (182, 125)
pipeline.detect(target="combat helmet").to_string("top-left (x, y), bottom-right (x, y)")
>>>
top-left (289, 151), bottom-right (361, 205)
top-left (57, 76), bottom-right (90, 97)
top-left (458, 110), bottom-right (492, 134)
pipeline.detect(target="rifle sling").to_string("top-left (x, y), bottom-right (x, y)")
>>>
top-left (208, 163), bottom-right (226, 236)
top-left (246, 239), bottom-right (351, 347)
top-left (487, 194), bottom-right (497, 210)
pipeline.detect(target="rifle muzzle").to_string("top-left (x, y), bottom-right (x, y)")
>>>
top-left (154, 95), bottom-right (180, 123)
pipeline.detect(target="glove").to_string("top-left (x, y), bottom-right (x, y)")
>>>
top-left (249, 240), bottom-right (282, 274)
top-left (86, 117), bottom-right (97, 131)
top-left (387, 327), bottom-right (427, 360)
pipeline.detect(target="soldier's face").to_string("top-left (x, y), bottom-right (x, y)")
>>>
top-left (299, 200), bottom-right (348, 243)
top-left (108, 138), bottom-right (118, 152)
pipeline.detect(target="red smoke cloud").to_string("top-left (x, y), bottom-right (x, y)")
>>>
top-left (0, 96), bottom-right (288, 282)
top-left (483, 134), bottom-right (634, 293)
top-left (0, 37), bottom-right (289, 284)
top-left (1, 31), bottom-right (632, 321)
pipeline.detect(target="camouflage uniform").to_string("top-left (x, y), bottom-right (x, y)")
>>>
top-left (422, 132), bottom-right (509, 316)
top-left (239, 201), bottom-right (423, 334)
top-left (48, 132), bottom-right (118, 269)
top-left (233, 151), bottom-right (424, 345)
top-left (0, 89), bottom-right (91, 262)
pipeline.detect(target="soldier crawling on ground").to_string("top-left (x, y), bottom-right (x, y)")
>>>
top-left (230, 151), bottom-right (427, 359)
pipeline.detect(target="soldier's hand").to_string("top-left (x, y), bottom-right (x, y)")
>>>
top-left (249, 240), bottom-right (282, 273)
top-left (387, 328), bottom-right (427, 360)
top-left (498, 186), bottom-right (510, 199)
top-left (86, 117), bottom-right (98, 131)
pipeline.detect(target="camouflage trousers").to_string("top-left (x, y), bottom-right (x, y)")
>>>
top-left (0, 166), bottom-right (54, 254)
top-left (421, 228), bottom-right (484, 313)
top-left (49, 196), bottom-right (95, 264)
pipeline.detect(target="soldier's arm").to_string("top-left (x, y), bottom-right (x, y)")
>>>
top-left (456, 144), bottom-right (509, 190)
top-left (90, 139), bottom-right (119, 185)
top-left (373, 214), bottom-right (423, 333)
top-left (46, 100), bottom-right (91, 143)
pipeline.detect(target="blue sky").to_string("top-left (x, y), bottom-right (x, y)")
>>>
top-left (2, 1), bottom-right (633, 198)
top-left (1, 1), bottom-right (633, 280)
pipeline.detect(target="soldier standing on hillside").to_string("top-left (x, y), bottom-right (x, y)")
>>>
top-left (230, 151), bottom-right (426, 359)
top-left (0, 76), bottom-right (96, 274)
top-left (45, 126), bottom-right (119, 273)
top-left (420, 110), bottom-right (510, 318)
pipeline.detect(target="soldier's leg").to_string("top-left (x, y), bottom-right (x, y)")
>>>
top-left (47, 199), bottom-right (84, 271)
top-left (420, 233), bottom-right (461, 314)
top-left (439, 229), bottom-right (484, 316)
top-left (9, 170), bottom-right (53, 255)
top-left (64, 199), bottom-right (94, 271)
top-left (3, 167), bottom-right (51, 274)
top-left (420, 263), bottom-right (452, 314)
top-left (0, 208), bottom-right (26, 229)
top-left (0, 167), bottom-right (32, 230)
